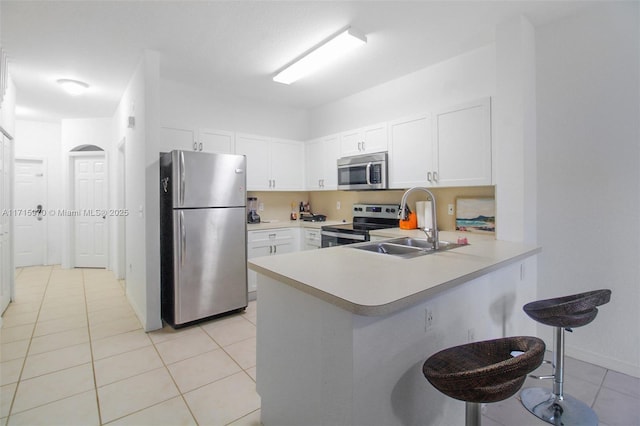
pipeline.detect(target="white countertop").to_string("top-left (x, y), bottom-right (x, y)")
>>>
top-left (248, 230), bottom-right (540, 316)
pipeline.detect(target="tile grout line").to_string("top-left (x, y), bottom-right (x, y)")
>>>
top-left (146, 329), bottom-right (200, 425)
top-left (81, 269), bottom-right (105, 426)
top-left (5, 266), bottom-right (53, 422)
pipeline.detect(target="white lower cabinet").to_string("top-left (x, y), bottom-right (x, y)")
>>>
top-left (302, 228), bottom-right (322, 250)
top-left (247, 228), bottom-right (298, 294)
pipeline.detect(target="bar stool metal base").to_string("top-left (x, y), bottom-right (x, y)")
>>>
top-left (521, 387), bottom-right (598, 426)
top-left (465, 402), bottom-right (481, 426)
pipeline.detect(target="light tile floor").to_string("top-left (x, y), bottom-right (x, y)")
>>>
top-left (1, 266), bottom-right (260, 426)
top-left (1, 265), bottom-right (639, 425)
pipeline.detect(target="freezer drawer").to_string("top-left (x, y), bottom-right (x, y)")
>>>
top-left (164, 207), bottom-right (247, 326)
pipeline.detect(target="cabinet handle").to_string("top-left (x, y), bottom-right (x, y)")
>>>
top-left (357, 142), bottom-right (362, 151)
top-left (269, 245), bottom-right (273, 254)
top-left (433, 171), bottom-right (439, 182)
top-left (361, 141), bottom-right (365, 151)
top-left (199, 142), bottom-right (203, 151)
top-left (268, 233), bottom-right (276, 239)
top-left (427, 171), bottom-right (432, 182)
top-left (193, 141), bottom-right (198, 151)
top-left (272, 179), bottom-right (275, 188)
top-left (274, 245), bottom-right (277, 254)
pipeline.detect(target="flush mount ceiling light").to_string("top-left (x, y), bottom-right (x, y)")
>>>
top-left (56, 78), bottom-right (90, 96)
top-left (273, 26), bottom-right (367, 85)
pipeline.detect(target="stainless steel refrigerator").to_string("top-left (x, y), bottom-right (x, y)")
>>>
top-left (160, 150), bottom-right (248, 328)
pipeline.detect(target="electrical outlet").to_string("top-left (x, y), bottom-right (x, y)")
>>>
top-left (336, 201), bottom-right (341, 210)
top-left (448, 204), bottom-right (455, 215)
top-left (259, 203), bottom-right (265, 211)
top-left (424, 308), bottom-right (434, 332)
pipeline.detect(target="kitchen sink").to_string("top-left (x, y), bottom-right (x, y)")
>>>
top-left (350, 237), bottom-right (465, 258)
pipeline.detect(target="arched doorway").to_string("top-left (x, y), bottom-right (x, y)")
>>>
top-left (69, 145), bottom-right (107, 268)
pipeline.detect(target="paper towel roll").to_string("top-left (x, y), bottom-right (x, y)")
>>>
top-left (425, 201), bottom-right (433, 229)
top-left (416, 201), bottom-right (426, 229)
top-left (418, 201), bottom-right (433, 230)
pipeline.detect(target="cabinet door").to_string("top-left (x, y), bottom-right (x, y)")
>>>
top-left (306, 135), bottom-right (340, 190)
top-left (270, 139), bottom-right (304, 191)
top-left (305, 139), bottom-right (324, 190)
top-left (235, 134), bottom-right (271, 190)
top-left (339, 129), bottom-right (363, 156)
top-left (362, 122), bottom-right (388, 154)
top-left (198, 128), bottom-right (234, 154)
top-left (388, 113), bottom-right (432, 189)
top-left (159, 127), bottom-right (196, 153)
top-left (433, 97), bottom-right (492, 187)
top-left (321, 135), bottom-right (341, 189)
top-left (340, 123), bottom-right (388, 156)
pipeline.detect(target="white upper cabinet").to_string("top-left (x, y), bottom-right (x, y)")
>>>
top-left (432, 97), bottom-right (492, 187)
top-left (159, 126), bottom-right (196, 153)
top-left (388, 113), bottom-right (433, 189)
top-left (339, 122), bottom-right (388, 156)
top-left (235, 134), bottom-right (304, 191)
top-left (305, 134), bottom-right (340, 190)
top-left (159, 126), bottom-right (234, 154)
top-left (270, 138), bottom-right (305, 191)
top-left (197, 128), bottom-right (235, 154)
top-left (388, 97), bottom-right (492, 188)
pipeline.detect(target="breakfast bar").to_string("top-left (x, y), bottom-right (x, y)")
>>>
top-left (249, 230), bottom-right (540, 426)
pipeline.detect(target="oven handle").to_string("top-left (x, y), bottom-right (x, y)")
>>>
top-left (366, 162), bottom-right (372, 185)
top-left (321, 230), bottom-right (367, 241)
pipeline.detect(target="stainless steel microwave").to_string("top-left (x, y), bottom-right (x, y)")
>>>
top-left (337, 152), bottom-right (388, 190)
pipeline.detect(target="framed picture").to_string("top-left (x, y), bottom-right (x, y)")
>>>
top-left (455, 197), bottom-right (495, 233)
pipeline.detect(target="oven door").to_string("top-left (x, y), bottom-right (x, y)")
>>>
top-left (321, 230), bottom-right (368, 248)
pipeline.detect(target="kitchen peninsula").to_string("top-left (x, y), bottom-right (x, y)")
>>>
top-left (249, 230), bottom-right (540, 426)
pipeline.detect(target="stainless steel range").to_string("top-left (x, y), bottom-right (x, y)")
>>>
top-left (321, 203), bottom-right (400, 248)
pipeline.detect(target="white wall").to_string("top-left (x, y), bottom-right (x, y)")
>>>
top-left (536, 2), bottom-right (639, 377)
top-left (309, 44), bottom-right (496, 138)
top-left (112, 50), bottom-right (162, 332)
top-left (160, 78), bottom-right (309, 141)
top-left (14, 120), bottom-right (63, 264)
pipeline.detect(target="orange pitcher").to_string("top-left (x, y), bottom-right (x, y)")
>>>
top-left (399, 211), bottom-right (417, 229)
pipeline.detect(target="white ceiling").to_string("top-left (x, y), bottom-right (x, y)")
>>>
top-left (2, 1), bottom-right (596, 122)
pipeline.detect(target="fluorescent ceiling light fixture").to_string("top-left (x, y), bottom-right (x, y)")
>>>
top-left (273, 27), bottom-right (367, 85)
top-left (57, 78), bottom-right (90, 96)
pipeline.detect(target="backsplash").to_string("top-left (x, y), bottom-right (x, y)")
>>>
top-left (249, 186), bottom-right (495, 231)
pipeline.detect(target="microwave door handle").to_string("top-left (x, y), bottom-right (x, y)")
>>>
top-left (366, 162), bottom-right (372, 185)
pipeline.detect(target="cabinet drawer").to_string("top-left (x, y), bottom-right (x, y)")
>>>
top-left (248, 228), bottom-right (294, 243)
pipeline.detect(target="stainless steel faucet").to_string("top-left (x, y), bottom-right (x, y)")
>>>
top-left (399, 187), bottom-right (439, 250)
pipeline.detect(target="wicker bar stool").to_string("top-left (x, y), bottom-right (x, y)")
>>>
top-left (423, 336), bottom-right (545, 426)
top-left (520, 289), bottom-right (612, 426)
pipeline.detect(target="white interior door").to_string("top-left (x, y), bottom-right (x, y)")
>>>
top-left (74, 155), bottom-right (107, 268)
top-left (14, 158), bottom-right (46, 267)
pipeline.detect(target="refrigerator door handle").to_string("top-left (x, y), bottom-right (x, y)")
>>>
top-left (180, 210), bottom-right (186, 266)
top-left (179, 151), bottom-right (186, 206)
